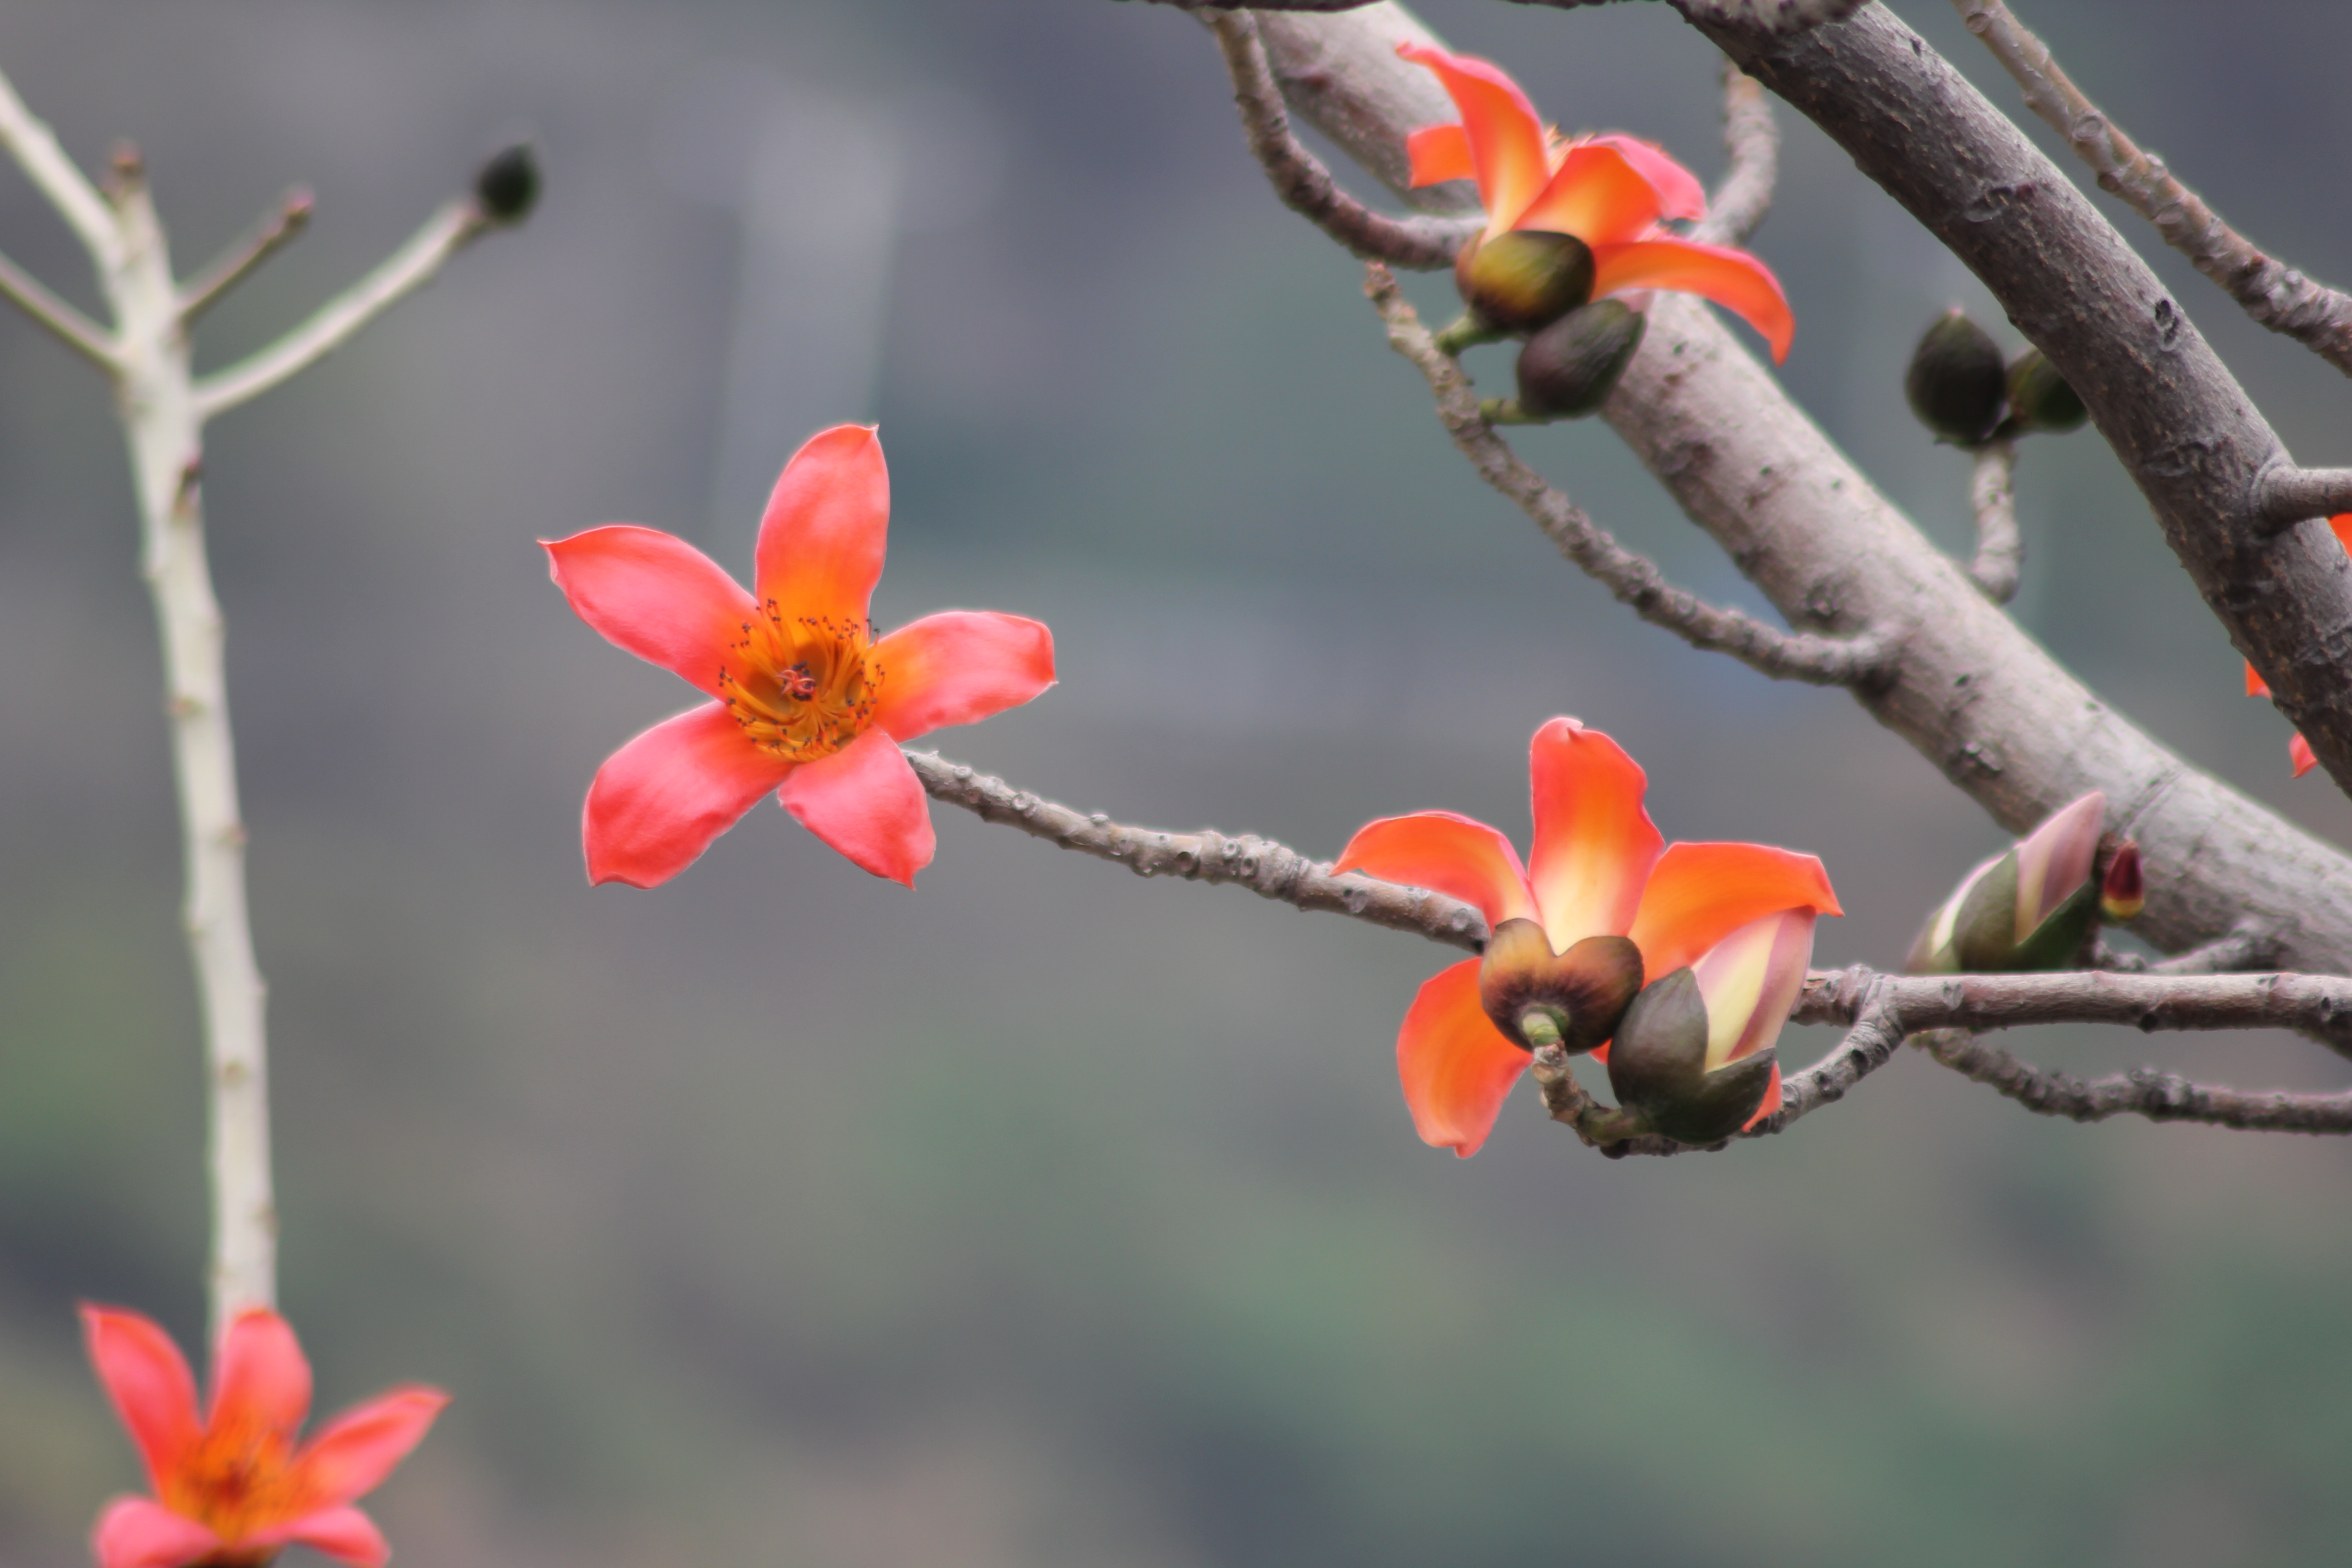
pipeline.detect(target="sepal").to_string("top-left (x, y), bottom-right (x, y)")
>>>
top-left (1476, 918), bottom-right (1642, 1054)
top-left (1514, 298), bottom-right (1647, 419)
top-left (1455, 230), bottom-right (1596, 336)
top-left (2006, 346), bottom-right (2088, 433)
top-left (1603, 968), bottom-right (1778, 1145)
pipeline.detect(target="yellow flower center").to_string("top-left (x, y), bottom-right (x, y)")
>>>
top-left (161, 1415), bottom-right (305, 1563)
top-left (719, 602), bottom-right (884, 762)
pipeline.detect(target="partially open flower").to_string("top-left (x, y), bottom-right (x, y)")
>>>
top-left (2101, 840), bottom-right (2144, 922)
top-left (1906, 791), bottom-right (2106, 974)
top-left (1606, 906), bottom-right (1816, 1144)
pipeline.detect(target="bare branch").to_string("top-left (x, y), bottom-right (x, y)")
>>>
top-left (1367, 263), bottom-right (1896, 688)
top-left (1951, 0), bottom-right (2352, 378)
top-left (1690, 60), bottom-right (1779, 247)
top-left (0, 245), bottom-right (115, 369)
top-left (1967, 439), bottom-right (2020, 603)
top-left (1200, 10), bottom-right (1470, 270)
top-left (1916, 1028), bottom-right (2352, 1134)
top-left (195, 200), bottom-right (485, 419)
top-left (906, 750), bottom-right (1487, 952)
top-left (2256, 466), bottom-right (2352, 533)
top-left (0, 64), bottom-right (118, 261)
top-left (179, 189), bottom-right (314, 327)
top-left (2094, 926), bottom-right (2283, 977)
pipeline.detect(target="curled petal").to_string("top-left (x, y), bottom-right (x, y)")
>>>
top-left (92, 1498), bottom-right (222, 1568)
top-left (754, 424), bottom-right (891, 625)
top-left (289, 1387), bottom-right (450, 1509)
top-left (583, 703), bottom-right (797, 888)
top-left (1690, 908), bottom-right (1817, 1070)
top-left (2245, 661), bottom-right (2270, 699)
top-left (1591, 237), bottom-right (1795, 363)
top-left (777, 726), bottom-right (935, 887)
top-left (1580, 133), bottom-right (1707, 223)
top-left (1396, 958), bottom-right (1528, 1158)
top-left (1628, 841), bottom-right (1840, 979)
top-left (1332, 810), bottom-right (1537, 931)
top-left (247, 1506), bottom-right (389, 1568)
top-left (1514, 143), bottom-right (1664, 248)
top-left (80, 1306), bottom-right (201, 1490)
top-left (871, 612), bottom-right (1056, 742)
top-left (2332, 514), bottom-right (2352, 552)
top-left (2013, 791), bottom-right (2103, 940)
top-left (1742, 1060), bottom-right (1784, 1130)
top-left (1525, 718), bottom-right (1662, 948)
top-left (208, 1307), bottom-right (312, 1441)
top-left (543, 527), bottom-right (758, 698)
top-left (1406, 124), bottom-right (1476, 187)
top-left (2292, 733), bottom-right (2318, 778)
top-left (1396, 42), bottom-right (1549, 231)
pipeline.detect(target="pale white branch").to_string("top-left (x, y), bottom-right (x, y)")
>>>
top-left (1967, 439), bottom-right (2020, 602)
top-left (0, 64), bottom-right (118, 261)
top-left (180, 189), bottom-right (313, 327)
top-left (0, 245), bottom-right (115, 368)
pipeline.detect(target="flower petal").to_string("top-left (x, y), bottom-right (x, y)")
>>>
top-left (1591, 237), bottom-right (1795, 363)
top-left (2293, 733), bottom-right (2318, 777)
top-left (1691, 908), bottom-right (1817, 1070)
top-left (1524, 718), bottom-right (1663, 948)
top-left (288, 1388), bottom-right (449, 1509)
top-left (583, 702), bottom-right (797, 888)
top-left (870, 611), bottom-right (1056, 742)
top-left (1332, 810), bottom-right (1538, 931)
top-left (1396, 43), bottom-right (1550, 232)
top-left (1581, 133), bottom-right (1707, 223)
top-left (1405, 123), bottom-right (1476, 187)
top-left (776, 726), bottom-right (935, 887)
top-left (2245, 660), bottom-right (2270, 699)
top-left (1742, 1060), bottom-right (1784, 1130)
top-left (92, 1498), bottom-right (221, 1568)
top-left (246, 1506), bottom-right (389, 1568)
top-left (80, 1306), bottom-right (201, 1490)
top-left (543, 527), bottom-right (759, 699)
top-left (207, 1307), bottom-right (312, 1445)
top-left (754, 424), bottom-right (891, 624)
top-left (2013, 791), bottom-right (2103, 939)
top-left (1396, 958), bottom-right (1528, 1158)
top-left (1514, 143), bottom-right (1664, 248)
top-left (1627, 841), bottom-right (1841, 979)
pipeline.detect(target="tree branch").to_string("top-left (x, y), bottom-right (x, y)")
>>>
top-left (1368, 263), bottom-right (1896, 687)
top-left (1967, 439), bottom-right (2020, 603)
top-left (0, 244), bottom-right (116, 369)
top-left (2255, 466), bottom-right (2352, 533)
top-left (1689, 59), bottom-right (1778, 247)
top-left (1950, 0), bottom-right (2352, 378)
top-left (1916, 1027), bottom-right (2352, 1134)
top-left (179, 189), bottom-right (313, 327)
top-left (0, 64), bottom-right (119, 261)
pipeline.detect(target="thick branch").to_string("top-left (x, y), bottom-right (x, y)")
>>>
top-left (1689, 60), bottom-right (1778, 247)
top-left (1951, 0), bottom-right (2352, 378)
top-left (180, 190), bottom-right (313, 327)
top-left (1202, 10), bottom-right (1470, 270)
top-left (906, 750), bottom-right (1487, 951)
top-left (1369, 264), bottom-right (1896, 687)
top-left (1916, 1028), bottom-right (2352, 1134)
top-left (0, 245), bottom-right (115, 368)
top-left (1966, 439), bottom-right (2020, 603)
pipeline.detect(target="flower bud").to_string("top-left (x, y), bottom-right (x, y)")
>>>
top-left (1904, 308), bottom-right (2006, 444)
top-left (474, 143), bottom-right (541, 225)
top-left (1514, 299), bottom-right (1648, 420)
top-left (1454, 230), bottom-right (1597, 336)
top-left (1477, 917), bottom-right (1642, 1055)
top-left (1906, 791), bottom-right (2106, 974)
top-left (2005, 346), bottom-right (2087, 433)
top-left (1607, 908), bottom-right (1814, 1144)
top-left (2100, 840), bottom-right (2143, 921)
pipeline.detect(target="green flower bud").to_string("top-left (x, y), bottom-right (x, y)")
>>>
top-left (1476, 918), bottom-right (1643, 1055)
top-left (1513, 299), bottom-right (1648, 420)
top-left (1906, 791), bottom-right (2106, 974)
top-left (2005, 346), bottom-right (2087, 433)
top-left (1904, 308), bottom-right (2006, 444)
top-left (1454, 230), bottom-right (1597, 337)
top-left (474, 144), bottom-right (541, 225)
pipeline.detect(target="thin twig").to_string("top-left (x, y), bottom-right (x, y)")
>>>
top-left (180, 190), bottom-right (314, 327)
top-left (1690, 60), bottom-right (1779, 247)
top-left (1367, 262), bottom-right (1896, 687)
top-left (1916, 1028), bottom-right (2352, 1133)
top-left (0, 245), bottom-right (116, 368)
top-left (1967, 438), bottom-right (2020, 603)
top-left (0, 66), bottom-right (118, 260)
top-left (1952, 0), bottom-right (2352, 377)
top-left (2255, 465), bottom-right (2352, 534)
top-left (906, 750), bottom-right (1489, 952)
top-left (1201, 9), bottom-right (1473, 271)
top-left (2093, 926), bottom-right (2282, 976)
top-left (196, 199), bottom-right (485, 418)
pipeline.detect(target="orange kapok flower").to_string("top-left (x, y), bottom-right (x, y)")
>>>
top-left (1400, 41), bottom-right (1795, 362)
top-left (1333, 718), bottom-right (1838, 1156)
top-left (546, 425), bottom-right (1056, 888)
top-left (2244, 514), bottom-right (2352, 778)
top-left (82, 1304), bottom-right (446, 1568)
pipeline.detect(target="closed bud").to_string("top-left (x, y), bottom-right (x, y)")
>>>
top-left (1907, 791), bottom-right (2106, 973)
top-left (1454, 230), bottom-right (1596, 336)
top-left (474, 143), bottom-right (541, 225)
top-left (2006, 346), bottom-right (2087, 433)
top-left (1904, 308), bottom-right (2006, 444)
top-left (2101, 840), bottom-right (2143, 921)
top-left (1477, 918), bottom-right (1642, 1055)
top-left (1514, 299), bottom-right (1648, 420)
top-left (1607, 909), bottom-right (1814, 1144)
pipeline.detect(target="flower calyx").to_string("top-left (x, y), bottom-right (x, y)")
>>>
top-left (2005, 345), bottom-right (2088, 434)
top-left (1603, 967), bottom-right (1779, 1145)
top-left (1904, 308), bottom-right (2006, 445)
top-left (1454, 228), bottom-right (1596, 337)
top-left (1501, 297), bottom-right (1649, 422)
top-left (1476, 918), bottom-right (1643, 1055)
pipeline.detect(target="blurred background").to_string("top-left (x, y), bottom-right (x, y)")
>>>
top-left (4, 1), bottom-right (2352, 1563)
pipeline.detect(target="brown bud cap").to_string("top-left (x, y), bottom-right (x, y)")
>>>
top-left (1476, 920), bottom-right (1642, 1055)
top-left (1904, 308), bottom-right (2006, 444)
top-left (1454, 230), bottom-right (1596, 337)
top-left (2006, 346), bottom-right (2088, 433)
top-left (1514, 299), bottom-right (1648, 420)
top-left (2101, 841), bottom-right (2144, 921)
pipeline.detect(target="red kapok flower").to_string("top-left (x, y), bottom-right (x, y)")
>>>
top-left (2244, 513), bottom-right (2352, 778)
top-left (1399, 41), bottom-right (1794, 362)
top-left (1333, 718), bottom-right (1838, 1156)
top-left (82, 1304), bottom-right (446, 1568)
top-left (546, 424), bottom-right (1056, 887)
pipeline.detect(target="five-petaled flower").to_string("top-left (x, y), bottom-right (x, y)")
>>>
top-left (1400, 41), bottom-right (1795, 363)
top-left (82, 1303), bottom-right (446, 1568)
top-left (1333, 718), bottom-right (1838, 1156)
top-left (2243, 513), bottom-right (2352, 779)
top-left (546, 424), bottom-right (1057, 888)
